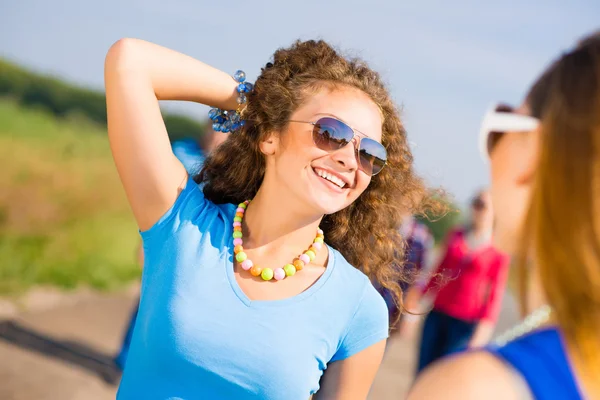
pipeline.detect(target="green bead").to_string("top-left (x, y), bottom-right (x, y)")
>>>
top-left (235, 252), bottom-right (247, 262)
top-left (261, 268), bottom-right (274, 281)
top-left (234, 216), bottom-right (242, 222)
top-left (305, 250), bottom-right (316, 261)
top-left (239, 203), bottom-right (247, 209)
top-left (232, 231), bottom-right (243, 239)
top-left (314, 237), bottom-right (324, 244)
top-left (283, 264), bottom-right (296, 277)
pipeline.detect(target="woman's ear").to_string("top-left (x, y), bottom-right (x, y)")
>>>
top-left (259, 132), bottom-right (279, 156)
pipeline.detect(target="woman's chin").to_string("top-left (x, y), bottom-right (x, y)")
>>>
top-left (307, 195), bottom-right (348, 216)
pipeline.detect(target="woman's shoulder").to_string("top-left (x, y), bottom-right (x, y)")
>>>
top-left (326, 246), bottom-right (390, 362)
top-left (408, 350), bottom-right (531, 400)
top-left (327, 246), bottom-right (388, 321)
top-left (140, 175), bottom-right (235, 239)
top-left (328, 246), bottom-right (374, 288)
top-left (488, 328), bottom-right (582, 399)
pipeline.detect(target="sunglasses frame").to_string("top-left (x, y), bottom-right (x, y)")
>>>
top-left (289, 116), bottom-right (388, 176)
top-left (478, 104), bottom-right (540, 162)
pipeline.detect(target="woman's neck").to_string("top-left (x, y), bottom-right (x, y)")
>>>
top-left (242, 183), bottom-right (323, 254)
top-left (469, 223), bottom-right (492, 239)
top-left (465, 225), bottom-right (492, 250)
top-left (525, 270), bottom-right (550, 315)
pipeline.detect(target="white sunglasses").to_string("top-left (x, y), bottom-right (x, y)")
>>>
top-left (479, 104), bottom-right (540, 161)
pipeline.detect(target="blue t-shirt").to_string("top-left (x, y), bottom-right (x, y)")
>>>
top-left (117, 177), bottom-right (389, 399)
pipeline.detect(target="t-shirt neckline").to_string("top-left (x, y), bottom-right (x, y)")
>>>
top-left (225, 241), bottom-right (337, 309)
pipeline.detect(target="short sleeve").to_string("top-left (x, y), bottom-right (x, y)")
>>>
top-left (139, 176), bottom-right (210, 240)
top-left (330, 280), bottom-right (389, 362)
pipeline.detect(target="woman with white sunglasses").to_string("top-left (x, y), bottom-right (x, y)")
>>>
top-left (408, 31), bottom-right (600, 400)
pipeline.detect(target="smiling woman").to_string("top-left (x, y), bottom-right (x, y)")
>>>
top-left (105, 37), bottom-right (440, 400)
top-left (408, 30), bottom-right (600, 400)
top-left (199, 42), bottom-right (437, 288)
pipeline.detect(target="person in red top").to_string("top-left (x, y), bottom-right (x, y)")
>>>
top-left (402, 190), bottom-right (509, 374)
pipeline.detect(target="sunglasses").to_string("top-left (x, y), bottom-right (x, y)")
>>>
top-left (288, 116), bottom-right (387, 176)
top-left (479, 104), bottom-right (540, 161)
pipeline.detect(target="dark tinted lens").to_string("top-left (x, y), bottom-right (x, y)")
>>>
top-left (312, 117), bottom-right (354, 151)
top-left (358, 137), bottom-right (387, 175)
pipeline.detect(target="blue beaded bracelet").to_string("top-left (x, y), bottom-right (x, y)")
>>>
top-left (208, 70), bottom-right (253, 133)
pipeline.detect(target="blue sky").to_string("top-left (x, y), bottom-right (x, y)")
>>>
top-left (1, 0), bottom-right (598, 203)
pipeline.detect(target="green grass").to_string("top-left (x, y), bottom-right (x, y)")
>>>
top-left (0, 99), bottom-right (141, 294)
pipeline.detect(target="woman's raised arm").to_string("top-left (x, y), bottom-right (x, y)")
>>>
top-left (104, 38), bottom-right (238, 230)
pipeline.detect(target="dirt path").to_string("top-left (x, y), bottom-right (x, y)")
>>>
top-left (0, 289), bottom-right (518, 400)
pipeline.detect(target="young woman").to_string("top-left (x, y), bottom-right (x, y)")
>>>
top-left (379, 214), bottom-right (433, 326)
top-left (409, 31), bottom-right (600, 399)
top-left (402, 191), bottom-right (509, 373)
top-left (104, 38), bottom-right (436, 399)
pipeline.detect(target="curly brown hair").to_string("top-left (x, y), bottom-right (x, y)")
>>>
top-left (198, 40), bottom-right (443, 317)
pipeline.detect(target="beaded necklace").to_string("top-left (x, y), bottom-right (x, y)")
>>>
top-left (493, 304), bottom-right (552, 346)
top-left (232, 201), bottom-right (325, 281)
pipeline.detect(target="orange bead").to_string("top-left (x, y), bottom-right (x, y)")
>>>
top-left (293, 259), bottom-right (305, 271)
top-left (234, 226), bottom-right (242, 232)
top-left (234, 245), bottom-right (244, 254)
top-left (309, 246), bottom-right (318, 254)
top-left (250, 265), bottom-right (263, 277)
top-left (316, 233), bottom-right (324, 240)
top-left (235, 212), bottom-right (244, 218)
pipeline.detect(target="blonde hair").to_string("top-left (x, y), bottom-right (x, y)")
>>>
top-left (516, 32), bottom-right (600, 396)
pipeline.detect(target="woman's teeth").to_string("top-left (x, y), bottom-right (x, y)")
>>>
top-left (315, 168), bottom-right (346, 188)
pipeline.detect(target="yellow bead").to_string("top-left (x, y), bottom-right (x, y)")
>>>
top-left (235, 251), bottom-right (247, 262)
top-left (305, 250), bottom-right (316, 261)
top-left (314, 237), bottom-right (324, 244)
top-left (283, 264), bottom-right (296, 276)
top-left (261, 268), bottom-right (274, 281)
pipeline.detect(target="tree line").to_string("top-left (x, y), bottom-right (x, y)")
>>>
top-left (0, 58), bottom-right (205, 141)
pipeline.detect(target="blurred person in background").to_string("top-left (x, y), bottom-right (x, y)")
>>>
top-left (114, 124), bottom-right (226, 371)
top-left (172, 123), bottom-right (228, 175)
top-left (104, 38), bottom-right (441, 399)
top-left (401, 190), bottom-right (509, 374)
top-left (379, 214), bottom-right (433, 328)
top-left (409, 31), bottom-right (600, 400)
